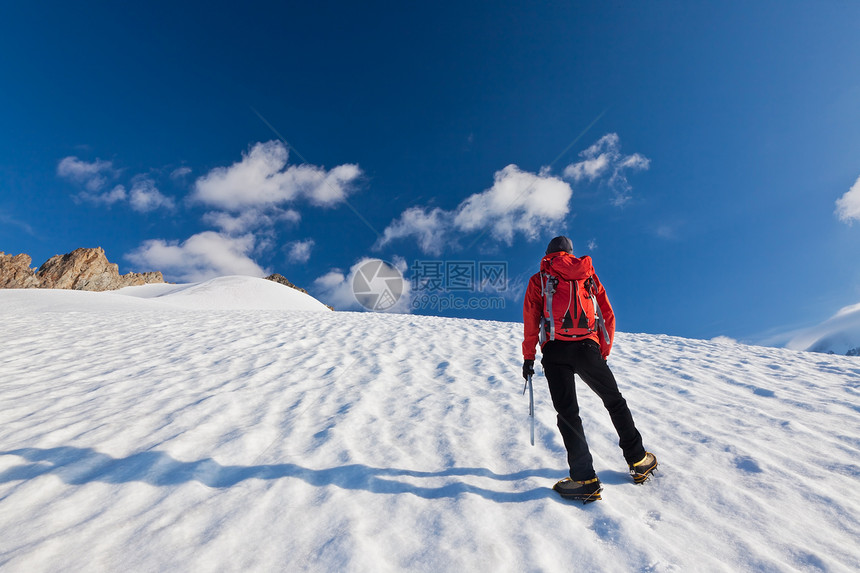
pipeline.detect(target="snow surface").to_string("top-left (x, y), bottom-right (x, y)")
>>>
top-left (1, 278), bottom-right (859, 572)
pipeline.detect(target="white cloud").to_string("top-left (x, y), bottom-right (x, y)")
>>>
top-left (835, 175), bottom-right (860, 224)
top-left (315, 270), bottom-right (347, 290)
top-left (378, 165), bottom-right (572, 255)
top-left (377, 206), bottom-right (455, 256)
top-left (0, 210), bottom-right (35, 236)
top-left (74, 185), bottom-right (128, 207)
top-left (192, 141), bottom-right (362, 211)
top-left (57, 156), bottom-right (117, 192)
top-left (170, 166), bottom-right (192, 180)
top-left (177, 141), bottom-right (361, 275)
top-left (313, 164), bottom-right (362, 206)
top-left (563, 133), bottom-right (650, 206)
top-left (286, 239), bottom-right (315, 263)
top-left (75, 180), bottom-right (174, 212)
top-left (59, 158), bottom-right (174, 212)
top-left (620, 154), bottom-right (650, 170)
top-left (128, 177), bottom-right (175, 212)
top-left (202, 208), bottom-right (301, 234)
top-left (313, 270), bottom-right (351, 308)
top-left (564, 152), bottom-right (610, 181)
top-left (125, 231), bottom-right (267, 282)
top-left (453, 164), bottom-right (572, 243)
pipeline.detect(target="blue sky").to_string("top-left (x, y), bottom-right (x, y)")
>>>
top-left (1, 1), bottom-right (859, 342)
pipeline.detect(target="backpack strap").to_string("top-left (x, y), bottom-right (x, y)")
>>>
top-left (585, 277), bottom-right (611, 344)
top-left (541, 271), bottom-right (558, 342)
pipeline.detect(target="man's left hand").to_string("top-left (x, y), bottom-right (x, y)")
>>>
top-left (522, 359), bottom-right (535, 380)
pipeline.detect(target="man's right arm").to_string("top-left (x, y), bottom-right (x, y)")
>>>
top-left (592, 273), bottom-right (615, 358)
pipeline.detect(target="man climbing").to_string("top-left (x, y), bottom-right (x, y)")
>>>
top-left (522, 236), bottom-right (657, 502)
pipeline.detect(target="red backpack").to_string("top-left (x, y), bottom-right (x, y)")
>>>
top-left (538, 255), bottom-right (609, 346)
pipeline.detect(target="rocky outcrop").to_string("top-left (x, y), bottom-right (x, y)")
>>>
top-left (265, 273), bottom-right (333, 310)
top-left (0, 252), bottom-right (42, 288)
top-left (37, 247), bottom-right (164, 291)
top-left (265, 273), bottom-right (308, 294)
top-left (0, 248), bottom-right (164, 291)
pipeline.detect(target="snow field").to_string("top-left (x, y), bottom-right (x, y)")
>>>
top-left (1, 284), bottom-right (859, 572)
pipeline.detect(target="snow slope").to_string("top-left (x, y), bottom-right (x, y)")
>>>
top-left (116, 275), bottom-right (333, 312)
top-left (1, 283), bottom-right (858, 572)
top-left (785, 301), bottom-right (860, 356)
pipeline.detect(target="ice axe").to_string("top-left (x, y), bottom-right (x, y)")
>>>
top-left (522, 373), bottom-right (534, 446)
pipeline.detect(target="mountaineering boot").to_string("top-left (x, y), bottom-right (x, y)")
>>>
top-left (629, 452), bottom-right (658, 484)
top-left (553, 477), bottom-right (603, 503)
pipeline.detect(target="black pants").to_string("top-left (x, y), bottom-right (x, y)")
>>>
top-left (541, 339), bottom-right (646, 480)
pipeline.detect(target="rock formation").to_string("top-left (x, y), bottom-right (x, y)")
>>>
top-left (265, 273), bottom-right (333, 310)
top-left (264, 273), bottom-right (308, 294)
top-left (0, 252), bottom-right (42, 289)
top-left (0, 248), bottom-right (164, 291)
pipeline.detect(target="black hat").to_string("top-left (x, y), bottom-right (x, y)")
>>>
top-left (545, 236), bottom-right (573, 255)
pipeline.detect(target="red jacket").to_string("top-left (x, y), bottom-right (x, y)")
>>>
top-left (522, 252), bottom-right (616, 360)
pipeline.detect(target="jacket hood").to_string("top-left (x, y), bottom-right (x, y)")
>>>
top-left (540, 252), bottom-right (594, 281)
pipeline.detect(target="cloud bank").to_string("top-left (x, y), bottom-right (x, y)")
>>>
top-left (377, 165), bottom-right (572, 256)
top-left (377, 134), bottom-right (649, 255)
top-left (192, 141), bottom-right (361, 211)
top-left (121, 141), bottom-right (363, 280)
top-left (58, 157), bottom-right (174, 213)
top-left (126, 231), bottom-right (267, 283)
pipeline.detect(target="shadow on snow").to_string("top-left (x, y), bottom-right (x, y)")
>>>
top-left (0, 447), bottom-right (559, 503)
